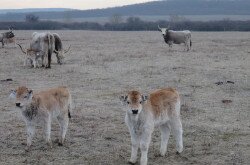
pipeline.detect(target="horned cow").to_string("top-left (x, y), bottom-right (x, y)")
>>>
top-left (120, 88), bottom-right (183, 165)
top-left (9, 86), bottom-right (72, 150)
top-left (0, 30), bottom-right (15, 48)
top-left (30, 32), bottom-right (70, 68)
top-left (158, 25), bottom-right (192, 51)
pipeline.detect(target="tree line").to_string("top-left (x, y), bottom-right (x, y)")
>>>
top-left (0, 16), bottom-right (250, 31)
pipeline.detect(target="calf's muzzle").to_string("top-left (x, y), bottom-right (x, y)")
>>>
top-left (132, 109), bottom-right (138, 114)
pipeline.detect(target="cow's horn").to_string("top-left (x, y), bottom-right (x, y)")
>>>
top-left (64, 45), bottom-right (71, 54)
top-left (17, 44), bottom-right (27, 54)
top-left (158, 25), bottom-right (161, 31)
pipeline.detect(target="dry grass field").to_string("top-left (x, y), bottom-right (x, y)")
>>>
top-left (0, 30), bottom-right (249, 165)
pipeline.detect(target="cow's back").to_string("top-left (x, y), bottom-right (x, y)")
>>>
top-left (147, 88), bottom-right (179, 118)
top-left (33, 86), bottom-right (70, 111)
top-left (169, 30), bottom-right (191, 43)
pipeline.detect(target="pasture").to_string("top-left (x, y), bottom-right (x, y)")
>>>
top-left (0, 30), bottom-right (249, 164)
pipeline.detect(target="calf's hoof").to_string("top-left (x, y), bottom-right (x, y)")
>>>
top-left (128, 161), bottom-right (136, 165)
top-left (25, 146), bottom-right (31, 152)
top-left (58, 142), bottom-right (63, 146)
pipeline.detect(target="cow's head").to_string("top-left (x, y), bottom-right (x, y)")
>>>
top-left (158, 25), bottom-right (169, 36)
top-left (6, 31), bottom-right (15, 38)
top-left (120, 91), bottom-right (148, 116)
top-left (54, 45), bottom-right (71, 65)
top-left (9, 86), bottom-right (33, 109)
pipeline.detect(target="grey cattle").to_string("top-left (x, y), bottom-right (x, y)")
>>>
top-left (158, 25), bottom-right (192, 51)
top-left (30, 32), bottom-right (70, 68)
top-left (0, 30), bottom-right (15, 48)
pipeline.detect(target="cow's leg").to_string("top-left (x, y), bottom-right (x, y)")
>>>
top-left (26, 122), bottom-right (35, 151)
top-left (23, 58), bottom-right (27, 67)
top-left (46, 51), bottom-right (52, 68)
top-left (44, 116), bottom-right (52, 148)
top-left (168, 44), bottom-right (173, 51)
top-left (160, 122), bottom-right (171, 156)
top-left (140, 132), bottom-right (152, 165)
top-left (41, 55), bottom-right (45, 67)
top-left (13, 39), bottom-right (16, 48)
top-left (170, 117), bottom-right (183, 154)
top-left (186, 41), bottom-right (190, 51)
top-left (57, 115), bottom-right (69, 146)
top-left (129, 129), bottom-right (139, 164)
top-left (33, 59), bottom-right (36, 68)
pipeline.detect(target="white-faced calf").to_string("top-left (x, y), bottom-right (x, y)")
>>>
top-left (9, 86), bottom-right (72, 150)
top-left (120, 88), bottom-right (183, 165)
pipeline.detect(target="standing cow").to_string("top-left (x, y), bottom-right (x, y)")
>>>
top-left (0, 30), bottom-right (15, 48)
top-left (30, 32), bottom-right (70, 68)
top-left (158, 25), bottom-right (192, 51)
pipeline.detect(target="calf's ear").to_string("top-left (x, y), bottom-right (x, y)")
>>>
top-left (142, 95), bottom-right (148, 102)
top-left (28, 90), bottom-right (33, 99)
top-left (9, 90), bottom-right (16, 99)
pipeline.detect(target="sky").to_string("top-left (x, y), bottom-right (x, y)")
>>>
top-left (0, 0), bottom-right (155, 10)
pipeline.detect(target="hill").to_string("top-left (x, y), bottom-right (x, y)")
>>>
top-left (0, 0), bottom-right (250, 22)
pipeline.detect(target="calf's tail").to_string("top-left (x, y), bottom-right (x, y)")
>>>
top-left (68, 93), bottom-right (72, 119)
top-left (68, 109), bottom-right (71, 119)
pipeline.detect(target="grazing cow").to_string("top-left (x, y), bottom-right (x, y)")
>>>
top-left (0, 30), bottom-right (15, 48)
top-left (30, 32), bottom-right (70, 68)
top-left (120, 88), bottom-right (183, 165)
top-left (9, 86), bottom-right (72, 150)
top-left (158, 25), bottom-right (192, 51)
top-left (17, 43), bottom-right (44, 68)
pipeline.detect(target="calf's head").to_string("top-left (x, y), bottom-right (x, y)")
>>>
top-left (9, 86), bottom-right (33, 108)
top-left (120, 91), bottom-right (148, 115)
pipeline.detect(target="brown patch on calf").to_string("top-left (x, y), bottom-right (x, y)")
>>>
top-left (128, 91), bottom-right (141, 103)
top-left (148, 88), bottom-right (179, 118)
top-left (16, 86), bottom-right (29, 97)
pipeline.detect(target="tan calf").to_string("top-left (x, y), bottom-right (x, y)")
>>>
top-left (17, 43), bottom-right (44, 68)
top-left (120, 88), bottom-right (183, 165)
top-left (9, 86), bottom-right (72, 150)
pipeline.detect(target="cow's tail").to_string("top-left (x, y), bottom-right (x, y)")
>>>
top-left (190, 40), bottom-right (192, 48)
top-left (47, 33), bottom-right (53, 68)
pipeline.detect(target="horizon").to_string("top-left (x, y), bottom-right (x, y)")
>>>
top-left (0, 0), bottom-right (155, 10)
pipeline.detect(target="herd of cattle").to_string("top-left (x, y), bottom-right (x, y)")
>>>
top-left (1, 27), bottom-right (192, 165)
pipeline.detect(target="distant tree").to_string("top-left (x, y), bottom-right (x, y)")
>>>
top-left (25, 14), bottom-right (39, 23)
top-left (169, 15), bottom-right (188, 23)
top-left (109, 14), bottom-right (123, 24)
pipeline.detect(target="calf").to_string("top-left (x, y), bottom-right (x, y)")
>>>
top-left (9, 86), bottom-right (72, 150)
top-left (17, 43), bottom-right (44, 68)
top-left (120, 88), bottom-right (183, 165)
